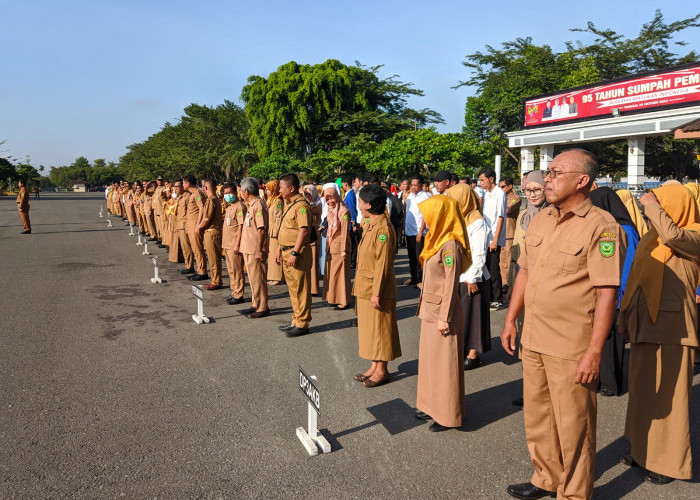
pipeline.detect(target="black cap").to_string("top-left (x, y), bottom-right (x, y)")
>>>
top-left (433, 170), bottom-right (452, 182)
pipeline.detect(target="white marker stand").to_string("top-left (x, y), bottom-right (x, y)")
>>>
top-left (107, 218), bottom-right (113, 228)
top-left (150, 256), bottom-right (162, 284)
top-left (128, 224), bottom-right (135, 236)
top-left (142, 243), bottom-right (151, 256)
top-left (99, 206), bottom-right (103, 218)
top-left (136, 233), bottom-right (144, 246)
top-left (191, 285), bottom-right (210, 324)
top-left (296, 375), bottom-right (331, 456)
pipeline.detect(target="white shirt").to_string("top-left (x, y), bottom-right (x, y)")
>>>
top-left (404, 191), bottom-right (430, 236)
top-left (552, 104), bottom-right (561, 118)
top-left (482, 185), bottom-right (506, 246)
top-left (460, 218), bottom-right (491, 283)
top-left (561, 103), bottom-right (570, 116)
top-left (473, 186), bottom-right (485, 202)
top-left (355, 188), bottom-right (363, 224)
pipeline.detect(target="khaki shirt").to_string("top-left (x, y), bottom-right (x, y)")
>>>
top-left (240, 197), bottom-right (268, 256)
top-left (278, 193), bottom-right (312, 247)
top-left (222, 201), bottom-right (245, 250)
top-left (201, 195), bottom-right (223, 231)
top-left (153, 186), bottom-right (165, 215)
top-left (176, 192), bottom-right (190, 230)
top-left (16, 187), bottom-right (29, 210)
top-left (505, 191), bottom-right (522, 239)
top-left (352, 214), bottom-right (397, 300)
top-left (186, 188), bottom-right (205, 227)
top-left (268, 198), bottom-right (284, 239)
top-left (518, 198), bottom-right (622, 361)
top-left (416, 240), bottom-right (463, 323)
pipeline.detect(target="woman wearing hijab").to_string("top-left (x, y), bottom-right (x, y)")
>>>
top-left (590, 187), bottom-right (640, 397)
top-left (353, 184), bottom-right (401, 388)
top-left (616, 188), bottom-right (648, 238)
top-left (303, 184), bottom-right (322, 296)
top-left (322, 183), bottom-right (352, 309)
top-left (266, 180), bottom-right (284, 285)
top-left (415, 195), bottom-right (471, 432)
top-left (445, 184), bottom-right (491, 370)
top-left (618, 184), bottom-right (700, 485)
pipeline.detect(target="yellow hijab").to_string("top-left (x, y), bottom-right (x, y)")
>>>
top-left (615, 189), bottom-right (648, 237)
top-left (418, 195), bottom-right (471, 274)
top-left (445, 184), bottom-right (483, 226)
top-left (684, 183), bottom-right (700, 211)
top-left (620, 184), bottom-right (700, 322)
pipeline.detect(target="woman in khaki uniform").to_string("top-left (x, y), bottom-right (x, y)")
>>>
top-left (303, 185), bottom-right (323, 296)
top-left (616, 188), bottom-right (648, 238)
top-left (618, 184), bottom-right (700, 484)
top-left (415, 195), bottom-right (470, 431)
top-left (166, 185), bottom-right (183, 263)
top-left (353, 184), bottom-right (401, 388)
top-left (322, 183), bottom-right (351, 309)
top-left (266, 180), bottom-right (284, 285)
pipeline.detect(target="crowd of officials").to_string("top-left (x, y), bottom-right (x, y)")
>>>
top-left (103, 149), bottom-right (700, 500)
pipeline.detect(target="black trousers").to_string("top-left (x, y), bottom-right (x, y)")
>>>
top-left (487, 246), bottom-right (503, 302)
top-left (350, 226), bottom-right (359, 266)
top-left (406, 235), bottom-right (423, 283)
top-left (599, 311), bottom-right (625, 395)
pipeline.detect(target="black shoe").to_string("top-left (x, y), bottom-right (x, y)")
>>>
top-left (179, 268), bottom-right (195, 274)
top-left (157, 244), bottom-right (166, 248)
top-left (645, 471), bottom-right (674, 485)
top-left (506, 482), bottom-right (556, 499)
top-left (599, 387), bottom-right (616, 397)
top-left (241, 307), bottom-right (256, 315)
top-left (190, 274), bottom-right (209, 281)
top-left (248, 309), bottom-right (271, 319)
top-left (278, 323), bottom-right (294, 331)
top-left (464, 356), bottom-right (481, 370)
top-left (415, 411), bottom-right (432, 421)
top-left (21, 230), bottom-right (31, 234)
top-left (620, 454), bottom-right (639, 467)
top-left (489, 301), bottom-right (505, 311)
top-left (147, 238), bottom-right (158, 242)
top-left (285, 326), bottom-right (309, 337)
top-left (428, 422), bottom-right (453, 432)
top-left (512, 397), bottom-right (524, 407)
top-left (226, 296), bottom-right (244, 305)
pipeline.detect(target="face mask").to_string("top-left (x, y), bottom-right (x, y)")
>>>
top-left (224, 194), bottom-right (236, 203)
top-left (171, 193), bottom-right (178, 199)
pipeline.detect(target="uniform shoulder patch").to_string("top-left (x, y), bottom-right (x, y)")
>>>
top-left (256, 210), bottom-right (262, 217)
top-left (444, 254), bottom-right (454, 267)
top-left (599, 241), bottom-right (615, 258)
top-left (378, 233), bottom-right (387, 242)
top-left (342, 214), bottom-right (348, 220)
top-left (599, 232), bottom-right (616, 239)
top-left (237, 210), bottom-right (243, 216)
top-left (300, 207), bottom-right (307, 214)
top-left (196, 196), bottom-right (201, 202)
top-left (277, 204), bottom-right (282, 210)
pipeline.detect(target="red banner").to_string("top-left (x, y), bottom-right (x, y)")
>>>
top-left (524, 64), bottom-right (700, 127)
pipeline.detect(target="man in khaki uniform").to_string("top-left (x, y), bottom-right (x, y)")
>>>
top-left (173, 181), bottom-right (194, 274)
top-left (183, 175), bottom-right (208, 281)
top-left (197, 180), bottom-right (224, 290)
top-left (240, 177), bottom-right (269, 318)
top-left (16, 180), bottom-right (31, 234)
top-left (153, 176), bottom-right (166, 246)
top-left (276, 173), bottom-right (313, 337)
top-left (222, 183), bottom-right (246, 305)
top-left (501, 149), bottom-right (622, 500)
top-left (499, 176), bottom-right (522, 288)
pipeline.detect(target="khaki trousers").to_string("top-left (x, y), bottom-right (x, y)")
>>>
top-left (18, 209), bottom-right (31, 232)
top-left (187, 227), bottom-right (207, 276)
top-left (224, 249), bottom-right (245, 298)
top-left (243, 253), bottom-right (268, 312)
top-left (522, 347), bottom-right (597, 500)
top-left (154, 214), bottom-right (162, 239)
top-left (281, 247), bottom-right (312, 328)
top-left (146, 211), bottom-right (157, 238)
top-left (178, 228), bottom-right (194, 270)
top-left (203, 229), bottom-right (222, 286)
top-left (625, 343), bottom-right (694, 479)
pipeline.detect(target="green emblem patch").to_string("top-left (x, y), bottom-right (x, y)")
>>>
top-left (277, 204), bottom-right (282, 210)
top-left (599, 241), bottom-right (615, 258)
top-left (300, 207), bottom-right (307, 214)
top-left (378, 233), bottom-right (387, 242)
top-left (256, 211), bottom-right (262, 217)
top-left (237, 210), bottom-right (242, 216)
top-left (342, 214), bottom-right (348, 220)
top-left (444, 255), bottom-right (454, 267)
top-left (196, 196), bottom-right (201, 201)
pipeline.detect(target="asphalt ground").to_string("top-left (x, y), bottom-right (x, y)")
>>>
top-left (1, 193), bottom-right (698, 500)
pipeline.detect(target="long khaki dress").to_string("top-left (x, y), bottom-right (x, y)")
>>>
top-left (323, 209), bottom-right (352, 307)
top-left (618, 202), bottom-right (700, 480)
top-left (416, 240), bottom-right (465, 428)
top-left (309, 204), bottom-right (322, 295)
top-left (267, 199), bottom-right (284, 281)
top-left (352, 214), bottom-right (401, 361)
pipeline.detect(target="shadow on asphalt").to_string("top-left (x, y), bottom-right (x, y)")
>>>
top-left (463, 378), bottom-right (523, 431)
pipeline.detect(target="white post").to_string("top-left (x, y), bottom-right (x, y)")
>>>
top-left (539, 145), bottom-right (554, 171)
top-left (128, 224), bottom-right (135, 236)
top-left (627, 137), bottom-right (646, 197)
top-left (107, 218), bottom-right (112, 228)
top-left (192, 285), bottom-right (210, 324)
top-left (520, 147), bottom-right (535, 177)
top-left (136, 233), bottom-right (144, 246)
top-left (494, 155), bottom-right (502, 183)
top-left (99, 206), bottom-right (103, 218)
top-left (151, 256), bottom-right (162, 284)
top-left (295, 374), bottom-right (331, 455)
top-left (142, 242), bottom-right (151, 256)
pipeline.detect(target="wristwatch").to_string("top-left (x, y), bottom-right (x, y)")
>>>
top-left (291, 250), bottom-right (299, 257)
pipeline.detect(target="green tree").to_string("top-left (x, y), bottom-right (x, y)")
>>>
top-left (241, 59), bottom-right (443, 160)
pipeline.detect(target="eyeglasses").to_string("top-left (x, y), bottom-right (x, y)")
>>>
top-left (524, 188), bottom-right (543, 196)
top-left (544, 169), bottom-right (586, 179)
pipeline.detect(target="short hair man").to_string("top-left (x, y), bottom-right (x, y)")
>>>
top-left (498, 176), bottom-right (522, 291)
top-left (433, 170), bottom-right (451, 195)
top-left (240, 177), bottom-right (270, 318)
top-left (479, 168), bottom-right (507, 308)
top-left (183, 175), bottom-right (209, 281)
top-left (16, 179), bottom-right (31, 234)
top-left (197, 180), bottom-right (224, 290)
top-left (501, 149), bottom-right (621, 500)
top-left (404, 175), bottom-right (431, 286)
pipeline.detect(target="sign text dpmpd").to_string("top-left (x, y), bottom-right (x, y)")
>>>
top-left (298, 367), bottom-right (320, 414)
top-left (192, 285), bottom-right (203, 300)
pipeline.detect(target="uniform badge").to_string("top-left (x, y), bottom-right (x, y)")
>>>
top-left (378, 233), bottom-right (387, 242)
top-left (277, 204), bottom-right (282, 210)
top-left (599, 241), bottom-right (615, 258)
top-left (444, 255), bottom-right (454, 267)
top-left (237, 210), bottom-right (243, 216)
top-left (300, 207), bottom-right (307, 214)
top-left (256, 211), bottom-right (262, 217)
top-left (196, 196), bottom-right (201, 201)
top-left (342, 214), bottom-right (348, 220)
top-left (599, 232), bottom-right (616, 239)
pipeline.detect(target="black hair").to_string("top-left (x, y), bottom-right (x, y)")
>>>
top-left (341, 176), bottom-right (353, 186)
top-left (279, 173), bottom-right (300, 190)
top-left (450, 173), bottom-right (460, 183)
top-left (460, 176), bottom-right (470, 183)
top-left (364, 175), bottom-right (379, 184)
top-left (479, 169), bottom-right (496, 180)
top-left (358, 184), bottom-right (387, 215)
top-left (183, 174), bottom-right (196, 186)
top-left (501, 177), bottom-right (514, 186)
top-left (410, 175), bottom-right (424, 184)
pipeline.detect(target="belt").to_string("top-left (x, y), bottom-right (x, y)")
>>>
top-left (281, 246), bottom-right (293, 251)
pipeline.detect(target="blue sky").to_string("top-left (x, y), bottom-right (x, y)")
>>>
top-left (1, 1), bottom-right (698, 168)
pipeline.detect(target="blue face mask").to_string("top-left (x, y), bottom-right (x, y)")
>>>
top-left (224, 194), bottom-right (236, 203)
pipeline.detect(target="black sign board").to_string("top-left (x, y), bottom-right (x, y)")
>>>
top-left (298, 367), bottom-right (320, 414)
